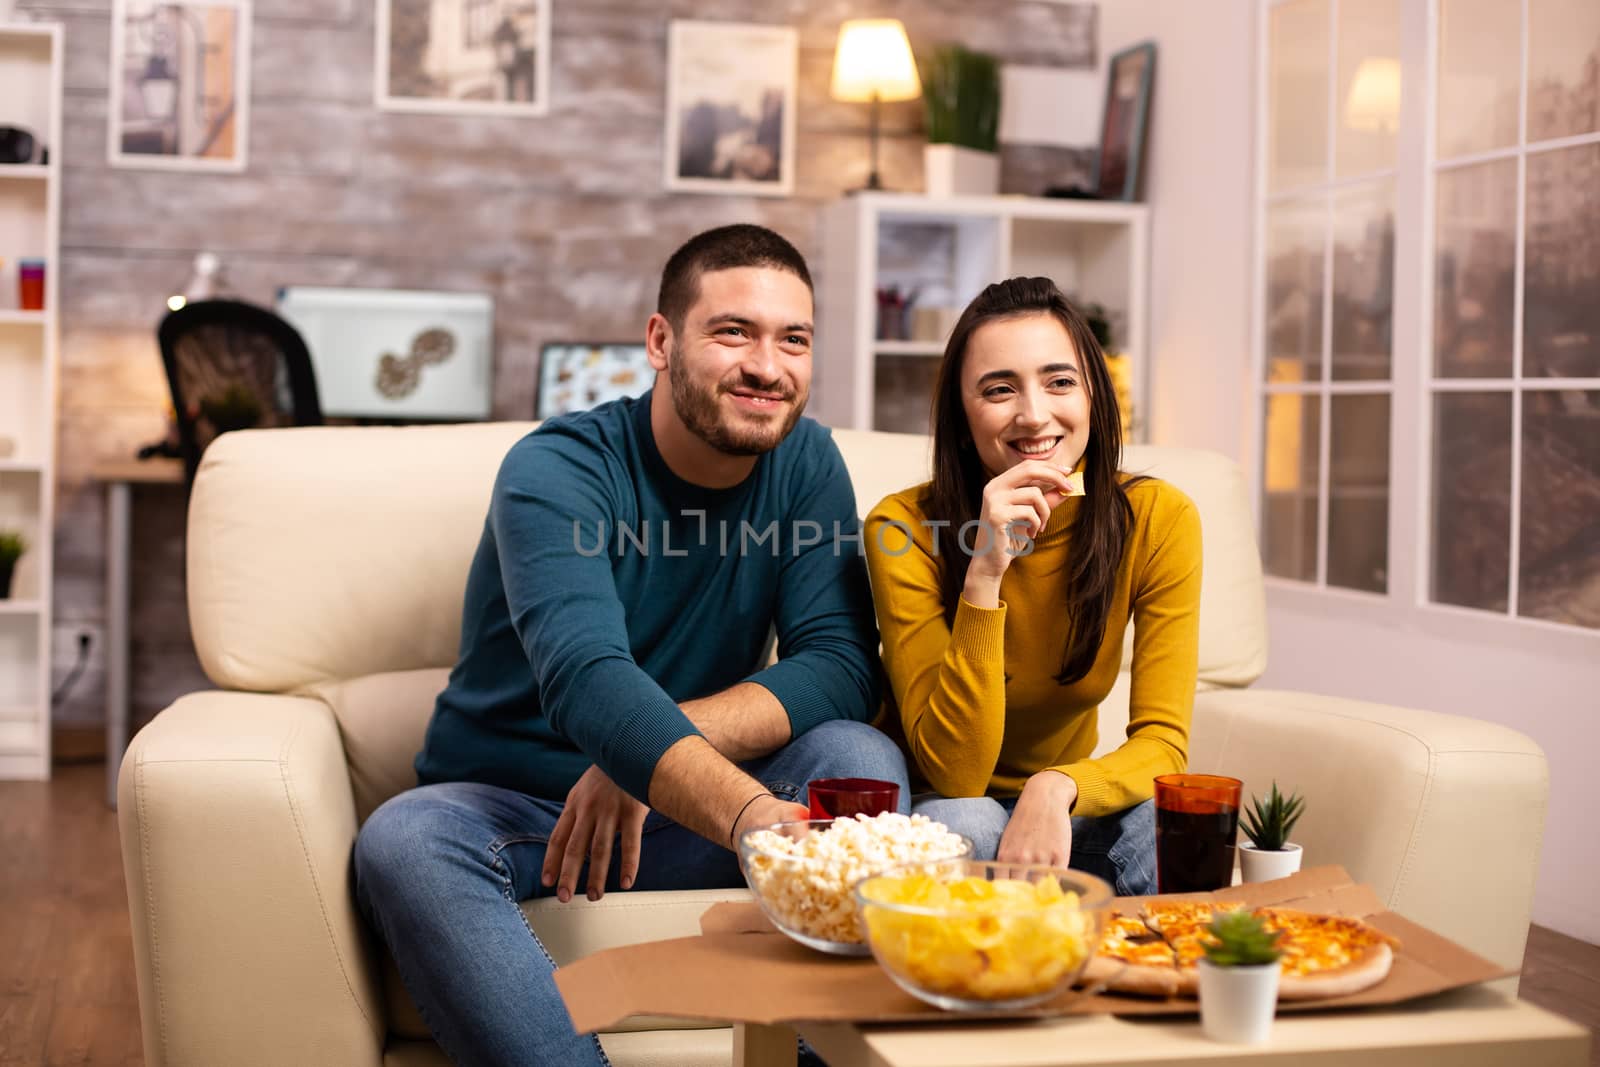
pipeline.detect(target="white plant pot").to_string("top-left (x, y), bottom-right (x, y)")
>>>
top-left (1239, 842), bottom-right (1303, 884)
top-left (923, 144), bottom-right (1000, 198)
top-left (1198, 959), bottom-right (1280, 1044)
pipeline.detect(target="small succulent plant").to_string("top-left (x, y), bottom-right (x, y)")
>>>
top-left (1203, 910), bottom-right (1283, 968)
top-left (1241, 782), bottom-right (1305, 852)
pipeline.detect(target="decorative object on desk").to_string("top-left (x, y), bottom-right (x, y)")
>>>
top-left (376, 0), bottom-right (550, 116)
top-left (0, 124), bottom-right (43, 165)
top-left (535, 342), bottom-right (651, 419)
top-left (375, 327), bottom-right (456, 399)
top-left (109, 0), bottom-right (251, 172)
top-left (158, 298), bottom-right (323, 483)
top-left (1239, 782), bottom-right (1306, 883)
top-left (17, 258), bottom-right (44, 311)
top-left (0, 529), bottom-right (26, 600)
top-left (1092, 41), bottom-right (1156, 201)
top-left (1197, 910), bottom-right (1282, 1044)
top-left (664, 20), bottom-right (796, 196)
top-left (920, 43), bottom-right (1000, 197)
top-left (167, 250), bottom-right (227, 312)
top-left (830, 19), bottom-right (920, 191)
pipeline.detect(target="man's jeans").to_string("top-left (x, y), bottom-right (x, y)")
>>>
top-left (911, 794), bottom-right (1158, 896)
top-left (353, 720), bottom-right (910, 1067)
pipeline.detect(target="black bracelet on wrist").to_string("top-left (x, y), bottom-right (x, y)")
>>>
top-left (729, 790), bottom-right (774, 848)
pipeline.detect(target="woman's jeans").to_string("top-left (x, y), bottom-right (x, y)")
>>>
top-left (353, 720), bottom-right (909, 1067)
top-left (911, 794), bottom-right (1158, 897)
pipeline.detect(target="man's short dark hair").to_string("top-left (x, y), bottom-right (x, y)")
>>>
top-left (657, 224), bottom-right (814, 333)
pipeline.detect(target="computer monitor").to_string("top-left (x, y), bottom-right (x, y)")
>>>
top-left (535, 342), bottom-right (653, 420)
top-left (276, 286), bottom-right (494, 420)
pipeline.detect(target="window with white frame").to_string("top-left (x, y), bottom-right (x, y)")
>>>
top-left (1430, 0), bottom-right (1600, 629)
top-left (1258, 0), bottom-right (1600, 632)
top-left (1260, 0), bottom-right (1400, 595)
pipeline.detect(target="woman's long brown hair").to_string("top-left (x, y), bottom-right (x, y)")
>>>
top-left (921, 277), bottom-right (1143, 685)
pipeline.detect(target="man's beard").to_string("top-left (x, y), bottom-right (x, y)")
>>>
top-left (668, 347), bottom-right (807, 457)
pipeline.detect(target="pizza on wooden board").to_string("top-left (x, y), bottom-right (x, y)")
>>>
top-left (1083, 901), bottom-right (1400, 999)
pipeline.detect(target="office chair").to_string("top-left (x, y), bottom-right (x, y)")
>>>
top-left (157, 299), bottom-right (324, 484)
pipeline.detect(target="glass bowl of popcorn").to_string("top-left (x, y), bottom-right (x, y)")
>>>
top-left (854, 859), bottom-right (1112, 1011)
top-left (736, 814), bottom-right (972, 956)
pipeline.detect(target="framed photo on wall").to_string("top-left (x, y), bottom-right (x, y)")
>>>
top-left (108, 0), bottom-right (251, 172)
top-left (377, 0), bottom-right (551, 116)
top-left (664, 20), bottom-right (796, 197)
top-left (1092, 41), bottom-right (1156, 201)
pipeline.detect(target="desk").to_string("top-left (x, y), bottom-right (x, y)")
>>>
top-left (94, 459), bottom-right (184, 808)
top-left (731, 986), bottom-right (1589, 1067)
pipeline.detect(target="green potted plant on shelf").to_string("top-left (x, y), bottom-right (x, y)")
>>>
top-left (1198, 909), bottom-right (1283, 1044)
top-left (920, 43), bottom-right (1001, 197)
top-left (0, 529), bottom-right (27, 600)
top-left (1239, 782), bottom-right (1306, 883)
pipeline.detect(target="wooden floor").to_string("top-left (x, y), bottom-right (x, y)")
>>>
top-left (1, 763), bottom-right (1596, 1066)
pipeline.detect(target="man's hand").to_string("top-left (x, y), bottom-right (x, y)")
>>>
top-left (730, 793), bottom-right (809, 849)
top-left (541, 764), bottom-right (649, 903)
top-left (997, 770), bottom-right (1078, 866)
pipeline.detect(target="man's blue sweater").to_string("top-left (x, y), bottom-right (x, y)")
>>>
top-left (415, 391), bottom-right (880, 802)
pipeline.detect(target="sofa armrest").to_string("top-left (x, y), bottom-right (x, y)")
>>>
top-left (118, 691), bottom-right (385, 1067)
top-left (1190, 688), bottom-right (1547, 978)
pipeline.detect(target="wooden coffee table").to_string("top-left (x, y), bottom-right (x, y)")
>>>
top-left (731, 986), bottom-right (1589, 1066)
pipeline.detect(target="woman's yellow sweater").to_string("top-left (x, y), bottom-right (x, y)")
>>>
top-left (864, 477), bottom-right (1202, 819)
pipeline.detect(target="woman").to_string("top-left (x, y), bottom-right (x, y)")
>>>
top-left (864, 277), bottom-right (1201, 896)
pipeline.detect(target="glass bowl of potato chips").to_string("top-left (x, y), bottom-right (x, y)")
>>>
top-left (737, 815), bottom-right (972, 955)
top-left (854, 859), bottom-right (1112, 1011)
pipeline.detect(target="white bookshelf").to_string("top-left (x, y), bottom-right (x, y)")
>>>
top-left (0, 22), bottom-right (62, 780)
top-left (816, 192), bottom-right (1150, 436)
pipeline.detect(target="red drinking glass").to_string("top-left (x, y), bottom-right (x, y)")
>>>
top-left (1154, 774), bottom-right (1242, 893)
top-left (806, 777), bottom-right (899, 820)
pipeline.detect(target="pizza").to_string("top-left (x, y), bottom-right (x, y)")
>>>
top-left (1083, 901), bottom-right (1399, 999)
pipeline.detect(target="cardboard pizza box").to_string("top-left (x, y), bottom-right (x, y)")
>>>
top-left (554, 865), bottom-right (1513, 1033)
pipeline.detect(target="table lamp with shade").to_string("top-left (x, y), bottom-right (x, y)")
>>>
top-left (830, 19), bottom-right (921, 190)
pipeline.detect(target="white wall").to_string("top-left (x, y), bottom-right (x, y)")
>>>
top-left (1097, 0), bottom-right (1257, 461)
top-left (1100, 0), bottom-right (1600, 945)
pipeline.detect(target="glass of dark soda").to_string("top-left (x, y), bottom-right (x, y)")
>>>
top-left (1154, 774), bottom-right (1243, 893)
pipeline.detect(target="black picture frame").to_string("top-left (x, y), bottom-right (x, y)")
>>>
top-left (1092, 42), bottom-right (1157, 202)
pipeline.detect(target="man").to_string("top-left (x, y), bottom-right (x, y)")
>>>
top-left (354, 224), bottom-right (907, 1066)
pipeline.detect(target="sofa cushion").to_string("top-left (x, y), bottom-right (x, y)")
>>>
top-left (188, 422), bottom-right (537, 693)
top-left (306, 668), bottom-right (445, 822)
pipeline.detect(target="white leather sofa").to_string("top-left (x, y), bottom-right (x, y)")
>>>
top-left (117, 423), bottom-right (1548, 1067)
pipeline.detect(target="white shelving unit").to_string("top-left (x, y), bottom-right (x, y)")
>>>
top-left (0, 22), bottom-right (62, 780)
top-left (816, 192), bottom-right (1150, 436)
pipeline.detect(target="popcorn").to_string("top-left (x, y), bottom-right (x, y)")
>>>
top-left (740, 813), bottom-right (970, 945)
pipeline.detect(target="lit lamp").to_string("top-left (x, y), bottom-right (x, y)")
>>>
top-left (830, 19), bottom-right (921, 191)
top-left (1344, 57), bottom-right (1401, 133)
